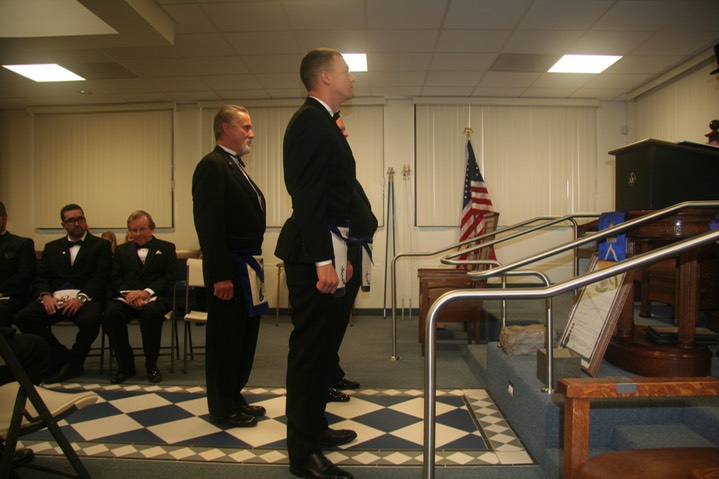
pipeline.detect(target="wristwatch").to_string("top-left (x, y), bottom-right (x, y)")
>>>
top-left (77, 294), bottom-right (89, 303)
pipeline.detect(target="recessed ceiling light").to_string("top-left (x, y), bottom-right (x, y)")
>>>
top-left (2, 63), bottom-right (85, 82)
top-left (548, 55), bottom-right (622, 74)
top-left (342, 53), bottom-right (367, 72)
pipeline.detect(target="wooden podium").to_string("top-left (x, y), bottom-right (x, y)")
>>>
top-left (605, 139), bottom-right (719, 376)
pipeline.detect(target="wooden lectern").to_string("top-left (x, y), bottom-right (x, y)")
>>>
top-left (606, 139), bottom-right (719, 376)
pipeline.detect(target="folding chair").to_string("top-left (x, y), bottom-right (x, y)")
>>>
top-left (183, 258), bottom-right (208, 373)
top-left (0, 332), bottom-right (98, 479)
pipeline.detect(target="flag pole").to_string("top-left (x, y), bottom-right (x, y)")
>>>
top-left (383, 167), bottom-right (396, 319)
top-left (464, 127), bottom-right (473, 139)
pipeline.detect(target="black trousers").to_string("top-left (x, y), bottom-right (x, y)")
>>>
top-left (332, 246), bottom-right (362, 383)
top-left (0, 298), bottom-right (26, 328)
top-left (14, 301), bottom-right (102, 370)
top-left (205, 284), bottom-right (261, 417)
top-left (0, 332), bottom-right (51, 386)
top-left (285, 262), bottom-right (347, 462)
top-left (102, 299), bottom-right (169, 372)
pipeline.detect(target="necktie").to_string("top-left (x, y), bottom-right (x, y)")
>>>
top-left (229, 153), bottom-right (246, 168)
top-left (67, 239), bottom-right (82, 266)
top-left (136, 244), bottom-right (150, 264)
top-left (229, 154), bottom-right (263, 209)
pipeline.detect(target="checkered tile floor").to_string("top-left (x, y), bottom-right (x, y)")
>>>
top-left (19, 385), bottom-right (533, 467)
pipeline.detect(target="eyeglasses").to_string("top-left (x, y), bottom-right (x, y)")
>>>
top-left (63, 216), bottom-right (86, 225)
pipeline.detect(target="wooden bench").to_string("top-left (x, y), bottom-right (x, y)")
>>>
top-left (558, 376), bottom-right (719, 479)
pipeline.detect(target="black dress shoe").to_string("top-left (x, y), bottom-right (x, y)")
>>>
top-left (208, 412), bottom-right (257, 428)
top-left (13, 448), bottom-right (35, 467)
top-left (333, 378), bottom-right (360, 390)
top-left (327, 388), bottom-right (350, 402)
top-left (147, 367), bottom-right (162, 383)
top-left (238, 404), bottom-right (266, 417)
top-left (110, 369), bottom-right (136, 385)
top-left (45, 364), bottom-right (84, 384)
top-left (290, 451), bottom-right (353, 479)
top-left (320, 427), bottom-right (357, 446)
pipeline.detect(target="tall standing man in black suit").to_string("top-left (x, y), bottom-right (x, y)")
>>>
top-left (14, 204), bottom-right (112, 383)
top-left (0, 201), bottom-right (36, 328)
top-left (103, 210), bottom-right (176, 385)
top-left (193, 105), bottom-right (268, 429)
top-left (275, 48), bottom-right (357, 479)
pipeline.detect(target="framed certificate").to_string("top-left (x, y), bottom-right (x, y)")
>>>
top-left (559, 254), bottom-right (633, 376)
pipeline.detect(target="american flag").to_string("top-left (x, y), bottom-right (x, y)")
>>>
top-left (458, 140), bottom-right (493, 261)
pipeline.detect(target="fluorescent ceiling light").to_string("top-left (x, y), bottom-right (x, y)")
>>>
top-left (3, 63), bottom-right (85, 82)
top-left (548, 55), bottom-right (622, 74)
top-left (342, 53), bottom-right (367, 72)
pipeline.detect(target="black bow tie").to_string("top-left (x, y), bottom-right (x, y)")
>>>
top-left (136, 243), bottom-right (151, 249)
top-left (228, 153), bottom-right (246, 168)
top-left (67, 240), bottom-right (83, 248)
top-left (333, 111), bottom-right (340, 120)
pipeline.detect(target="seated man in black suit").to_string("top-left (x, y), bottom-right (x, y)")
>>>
top-left (0, 201), bottom-right (36, 328)
top-left (102, 210), bottom-right (176, 384)
top-left (14, 204), bottom-right (112, 383)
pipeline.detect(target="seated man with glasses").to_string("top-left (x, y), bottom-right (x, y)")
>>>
top-left (14, 203), bottom-right (112, 383)
top-left (103, 210), bottom-right (176, 384)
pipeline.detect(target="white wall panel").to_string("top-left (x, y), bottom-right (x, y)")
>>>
top-left (416, 104), bottom-right (598, 226)
top-left (630, 63), bottom-right (719, 144)
top-left (34, 108), bottom-right (174, 229)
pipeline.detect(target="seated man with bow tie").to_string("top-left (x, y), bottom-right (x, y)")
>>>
top-left (14, 203), bottom-right (112, 383)
top-left (102, 210), bottom-right (176, 384)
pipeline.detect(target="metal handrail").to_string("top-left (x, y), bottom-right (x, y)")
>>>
top-left (422, 226), bottom-right (719, 479)
top-left (446, 202), bottom-right (719, 396)
top-left (466, 201), bottom-right (719, 282)
top-left (389, 214), bottom-right (600, 359)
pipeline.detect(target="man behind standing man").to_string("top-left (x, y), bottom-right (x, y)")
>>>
top-left (275, 48), bottom-right (357, 479)
top-left (329, 114), bottom-right (378, 400)
top-left (193, 105), bottom-right (268, 428)
top-left (14, 204), bottom-right (112, 383)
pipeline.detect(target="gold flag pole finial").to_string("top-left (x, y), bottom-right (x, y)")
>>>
top-left (464, 127), bottom-right (473, 140)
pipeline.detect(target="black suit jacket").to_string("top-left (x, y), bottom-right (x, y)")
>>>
top-left (349, 180), bottom-right (378, 240)
top-left (33, 233), bottom-right (112, 301)
top-left (193, 145), bottom-right (266, 285)
top-left (275, 98), bottom-right (356, 264)
top-left (0, 232), bottom-right (35, 300)
top-left (110, 237), bottom-right (177, 304)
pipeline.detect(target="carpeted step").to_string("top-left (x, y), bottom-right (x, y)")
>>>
top-left (611, 423), bottom-right (717, 451)
top-left (684, 398), bottom-right (719, 444)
